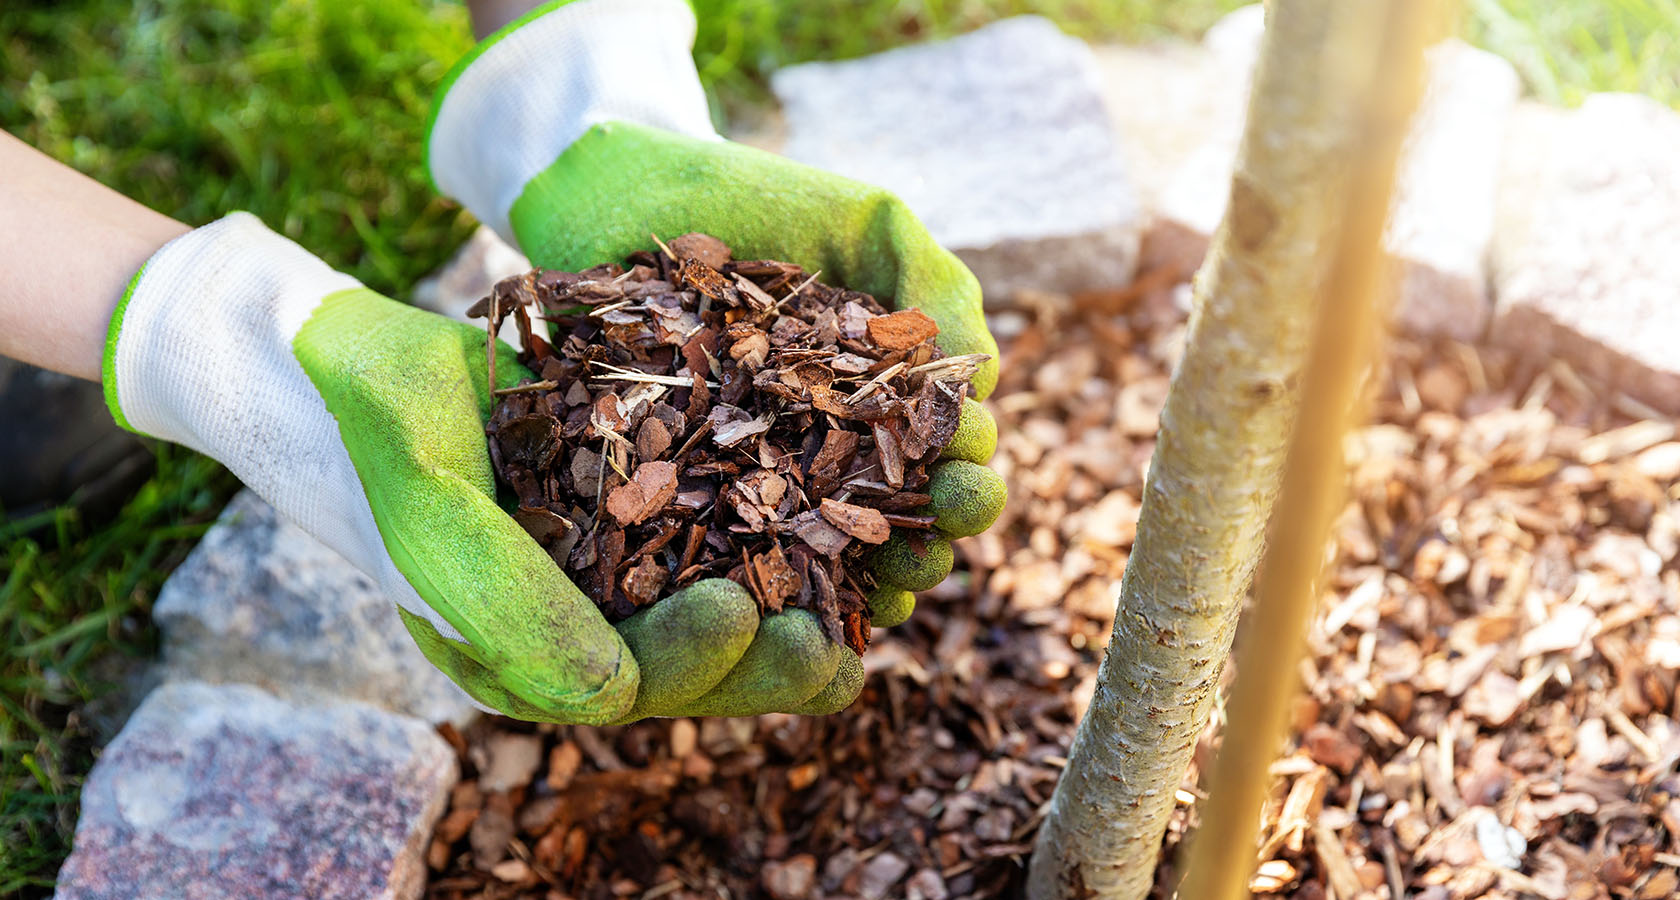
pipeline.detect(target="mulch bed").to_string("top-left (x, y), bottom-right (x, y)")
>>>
top-left (425, 264), bottom-right (1680, 900)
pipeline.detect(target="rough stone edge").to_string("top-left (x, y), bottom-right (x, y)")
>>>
top-left (1486, 96), bottom-right (1680, 416)
top-left (770, 15), bottom-right (1142, 297)
top-left (1493, 303), bottom-right (1680, 418)
top-left (963, 226), bottom-right (1140, 306)
top-left (55, 680), bottom-right (456, 900)
top-left (150, 489), bottom-right (480, 727)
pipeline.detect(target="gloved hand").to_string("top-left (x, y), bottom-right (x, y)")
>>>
top-left (103, 214), bottom-right (857, 723)
top-left (428, 0), bottom-right (1006, 651)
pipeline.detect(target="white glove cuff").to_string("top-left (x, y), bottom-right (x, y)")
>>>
top-left (107, 213), bottom-right (467, 643)
top-left (427, 0), bottom-right (719, 246)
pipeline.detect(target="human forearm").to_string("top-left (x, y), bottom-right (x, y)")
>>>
top-left (0, 131), bottom-right (189, 381)
top-left (464, 0), bottom-right (548, 38)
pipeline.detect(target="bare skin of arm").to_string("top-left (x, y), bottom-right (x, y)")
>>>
top-left (0, 131), bottom-right (189, 381)
top-left (3, 3), bottom-right (532, 376)
top-left (464, 0), bottom-right (548, 38)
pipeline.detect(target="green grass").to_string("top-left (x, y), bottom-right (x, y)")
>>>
top-left (2, 0), bottom-right (1678, 893)
top-left (1467, 0), bottom-right (1680, 107)
top-left (0, 448), bottom-right (234, 894)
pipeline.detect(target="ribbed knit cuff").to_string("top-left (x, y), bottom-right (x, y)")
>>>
top-left (426, 0), bottom-right (718, 245)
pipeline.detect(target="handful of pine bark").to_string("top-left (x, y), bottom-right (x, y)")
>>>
top-left (475, 233), bottom-right (985, 656)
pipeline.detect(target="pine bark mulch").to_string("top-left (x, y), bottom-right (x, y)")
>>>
top-left (428, 265), bottom-right (1680, 900)
top-left (477, 234), bottom-right (980, 654)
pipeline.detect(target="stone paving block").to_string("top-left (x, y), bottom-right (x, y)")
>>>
top-left (154, 489), bottom-right (478, 725)
top-left (1490, 94), bottom-right (1680, 415)
top-left (1111, 5), bottom-right (1519, 341)
top-left (1387, 39), bottom-right (1522, 339)
top-left (1091, 38), bottom-right (1232, 216)
top-left (1131, 4), bottom-right (1264, 272)
top-left (772, 16), bottom-right (1142, 301)
top-left (55, 681), bottom-right (456, 900)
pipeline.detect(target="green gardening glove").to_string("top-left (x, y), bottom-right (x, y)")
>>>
top-left (428, 0), bottom-right (1005, 717)
top-left (104, 213), bottom-right (857, 724)
top-left (513, 122), bottom-right (1008, 635)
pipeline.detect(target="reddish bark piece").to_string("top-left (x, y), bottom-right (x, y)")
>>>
top-left (676, 257), bottom-right (735, 303)
top-left (727, 329), bottom-right (771, 370)
top-left (635, 417), bottom-right (672, 461)
top-left (866, 309), bottom-right (940, 350)
top-left (732, 274), bottom-right (779, 312)
top-left (592, 393), bottom-right (626, 433)
top-left (843, 607), bottom-right (871, 657)
top-left (751, 545), bottom-right (799, 612)
top-left (622, 555), bottom-right (668, 608)
top-left (807, 430), bottom-right (859, 479)
top-left (820, 499), bottom-right (892, 544)
top-left (808, 384), bottom-right (852, 418)
top-left (680, 329), bottom-right (719, 376)
top-left (667, 232), bottom-right (731, 268)
top-left (1303, 724), bottom-right (1363, 774)
top-left (513, 506), bottom-right (573, 543)
top-left (604, 483), bottom-right (644, 527)
top-left (882, 512), bottom-right (937, 530)
top-left (873, 421), bottom-right (907, 489)
top-left (830, 353), bottom-right (876, 375)
top-left (789, 510), bottom-right (851, 558)
top-left (594, 528), bottom-right (625, 605)
top-left (606, 461), bottom-right (679, 526)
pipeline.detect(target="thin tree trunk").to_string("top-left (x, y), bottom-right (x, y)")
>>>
top-left (1026, 3), bottom-right (1418, 897)
top-left (1175, 3), bottom-right (1438, 897)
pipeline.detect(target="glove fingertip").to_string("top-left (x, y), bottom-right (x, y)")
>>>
top-left (614, 578), bottom-right (759, 721)
top-left (866, 585), bottom-right (916, 628)
top-left (942, 398), bottom-right (998, 464)
top-left (924, 460), bottom-right (1007, 538)
top-left (789, 651), bottom-right (865, 716)
top-left (398, 606), bottom-right (637, 725)
top-left (672, 609), bottom-right (842, 718)
top-left (868, 532), bottom-right (954, 593)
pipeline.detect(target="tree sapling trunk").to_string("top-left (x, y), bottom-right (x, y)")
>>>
top-left (1024, 1), bottom-right (1436, 896)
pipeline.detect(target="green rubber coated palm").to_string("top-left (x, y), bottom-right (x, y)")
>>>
top-left (510, 122), bottom-right (1007, 644)
top-left (294, 289), bottom-right (852, 722)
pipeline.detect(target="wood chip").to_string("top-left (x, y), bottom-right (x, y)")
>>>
top-left (866, 308), bottom-right (940, 350)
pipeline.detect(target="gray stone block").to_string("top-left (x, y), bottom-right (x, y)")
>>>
top-left (1490, 94), bottom-right (1680, 415)
top-left (772, 16), bottom-right (1142, 301)
top-left (1091, 38), bottom-right (1231, 216)
top-left (1139, 4), bottom-right (1263, 270)
top-left (55, 681), bottom-right (456, 900)
top-left (1387, 39), bottom-right (1522, 339)
top-left (154, 490), bottom-right (477, 725)
top-left (1121, 5), bottom-right (1519, 341)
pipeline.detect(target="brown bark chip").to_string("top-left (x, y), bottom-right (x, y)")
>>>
top-left (477, 234), bottom-right (985, 651)
top-left (865, 308), bottom-right (941, 350)
top-left (820, 498), bottom-right (892, 544)
top-left (605, 461), bottom-right (678, 527)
